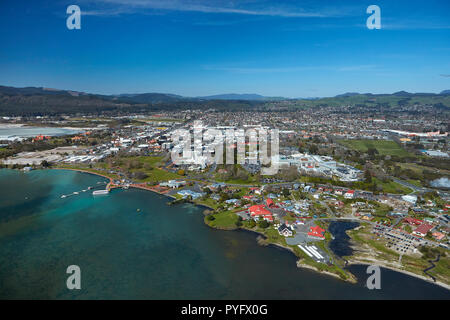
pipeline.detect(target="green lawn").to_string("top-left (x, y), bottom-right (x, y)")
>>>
top-left (131, 156), bottom-right (164, 166)
top-left (205, 210), bottom-right (240, 230)
top-left (142, 118), bottom-right (184, 123)
top-left (195, 197), bottom-right (220, 210)
top-left (214, 175), bottom-right (259, 185)
top-left (339, 139), bottom-right (412, 157)
top-left (372, 177), bottom-right (413, 194)
top-left (119, 156), bottom-right (183, 183)
top-left (132, 168), bottom-right (182, 183)
top-left (406, 179), bottom-right (423, 187)
top-left (258, 226), bottom-right (287, 245)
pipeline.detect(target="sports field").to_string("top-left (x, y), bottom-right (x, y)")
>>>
top-left (339, 139), bottom-right (412, 157)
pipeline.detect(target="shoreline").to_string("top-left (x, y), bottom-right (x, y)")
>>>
top-left (343, 225), bottom-right (450, 291)
top-left (49, 167), bottom-right (450, 291)
top-left (232, 227), bottom-right (357, 283)
top-left (346, 259), bottom-right (450, 291)
top-left (296, 261), bottom-right (357, 283)
top-left (0, 124), bottom-right (25, 128)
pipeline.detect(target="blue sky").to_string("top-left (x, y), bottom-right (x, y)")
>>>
top-left (0, 0), bottom-right (449, 97)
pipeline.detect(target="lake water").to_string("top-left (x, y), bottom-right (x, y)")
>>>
top-left (0, 169), bottom-right (449, 299)
top-left (0, 126), bottom-right (81, 141)
top-left (430, 177), bottom-right (450, 189)
top-left (328, 221), bottom-right (360, 258)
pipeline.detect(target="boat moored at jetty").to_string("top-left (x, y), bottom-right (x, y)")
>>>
top-left (92, 189), bottom-right (109, 195)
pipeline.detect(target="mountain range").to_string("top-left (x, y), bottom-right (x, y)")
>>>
top-left (0, 85), bottom-right (449, 115)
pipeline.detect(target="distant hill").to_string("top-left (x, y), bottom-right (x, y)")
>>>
top-left (288, 91), bottom-right (450, 109)
top-left (112, 92), bottom-right (286, 103)
top-left (0, 86), bottom-right (90, 97)
top-left (0, 85), bottom-right (262, 115)
top-left (196, 93), bottom-right (286, 101)
top-left (0, 85), bottom-right (135, 115)
top-left (1, 85), bottom-right (449, 115)
top-left (114, 93), bottom-right (186, 104)
top-left (334, 92), bottom-right (360, 97)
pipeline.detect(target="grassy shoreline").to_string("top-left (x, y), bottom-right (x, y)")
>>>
top-left (346, 224), bottom-right (450, 290)
top-left (48, 167), bottom-right (449, 290)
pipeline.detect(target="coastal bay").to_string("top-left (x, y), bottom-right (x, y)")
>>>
top-left (0, 169), bottom-right (449, 299)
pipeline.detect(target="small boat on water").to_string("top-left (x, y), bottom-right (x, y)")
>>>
top-left (73, 192), bottom-right (79, 195)
top-left (93, 189), bottom-right (109, 195)
top-left (61, 195), bottom-right (67, 198)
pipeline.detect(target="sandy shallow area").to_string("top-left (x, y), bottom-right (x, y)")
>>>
top-left (1, 146), bottom-right (84, 165)
top-left (0, 124), bottom-right (25, 128)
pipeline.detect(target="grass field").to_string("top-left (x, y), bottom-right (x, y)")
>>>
top-left (398, 162), bottom-right (450, 175)
top-left (205, 210), bottom-right (239, 230)
top-left (142, 118), bottom-right (184, 123)
top-left (339, 139), bottom-right (412, 157)
top-left (372, 177), bottom-right (413, 194)
top-left (406, 179), bottom-right (423, 187)
top-left (196, 197), bottom-right (220, 210)
top-left (127, 156), bottom-right (183, 183)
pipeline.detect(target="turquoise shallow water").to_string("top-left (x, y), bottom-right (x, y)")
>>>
top-left (0, 169), bottom-right (449, 299)
top-left (0, 126), bottom-right (81, 140)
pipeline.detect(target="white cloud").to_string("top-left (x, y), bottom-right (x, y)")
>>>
top-left (80, 0), bottom-right (348, 18)
top-left (203, 64), bottom-right (377, 74)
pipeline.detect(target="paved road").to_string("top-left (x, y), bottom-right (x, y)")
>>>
top-left (319, 200), bottom-right (335, 217)
top-left (391, 177), bottom-right (428, 194)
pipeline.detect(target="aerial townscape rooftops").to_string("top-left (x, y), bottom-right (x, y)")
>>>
top-left (1, 0), bottom-right (450, 303)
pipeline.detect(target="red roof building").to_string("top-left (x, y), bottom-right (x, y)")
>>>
top-left (344, 190), bottom-right (355, 199)
top-left (432, 232), bottom-right (445, 241)
top-left (32, 135), bottom-right (51, 142)
top-left (266, 198), bottom-right (274, 207)
top-left (404, 217), bottom-right (423, 226)
top-left (249, 204), bottom-right (271, 216)
top-left (413, 223), bottom-right (433, 237)
top-left (308, 225), bottom-right (325, 239)
top-left (249, 204), bottom-right (273, 222)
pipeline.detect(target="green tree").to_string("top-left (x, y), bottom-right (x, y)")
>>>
top-left (364, 170), bottom-right (372, 183)
top-left (41, 160), bottom-right (50, 168)
top-left (367, 147), bottom-right (379, 157)
top-left (309, 144), bottom-right (319, 154)
top-left (246, 219), bottom-right (256, 228)
top-left (258, 219), bottom-right (269, 228)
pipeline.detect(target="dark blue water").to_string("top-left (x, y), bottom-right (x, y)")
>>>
top-left (0, 169), bottom-right (449, 299)
top-left (328, 221), bottom-right (359, 258)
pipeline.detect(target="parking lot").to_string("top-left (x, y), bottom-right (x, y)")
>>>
top-left (372, 225), bottom-right (423, 255)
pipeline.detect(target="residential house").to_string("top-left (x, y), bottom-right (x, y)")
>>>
top-left (278, 224), bottom-right (293, 237)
